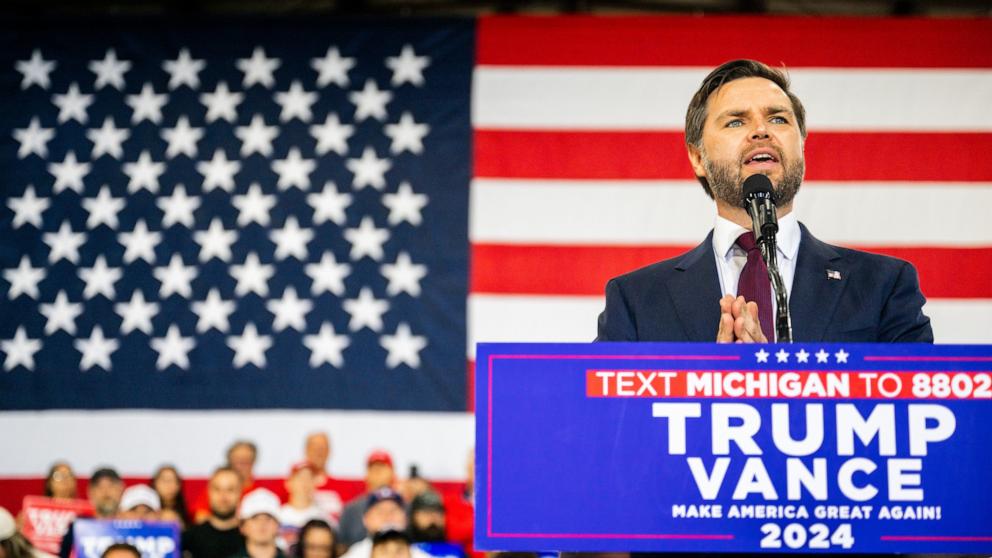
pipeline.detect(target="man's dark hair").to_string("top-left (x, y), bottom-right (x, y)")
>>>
top-left (295, 519), bottom-right (337, 558)
top-left (210, 465), bottom-right (243, 483)
top-left (684, 59), bottom-right (808, 198)
top-left (101, 543), bottom-right (141, 558)
top-left (225, 440), bottom-right (257, 462)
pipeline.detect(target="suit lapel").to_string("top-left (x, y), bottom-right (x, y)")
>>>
top-left (790, 224), bottom-right (848, 341)
top-left (668, 231), bottom-right (723, 341)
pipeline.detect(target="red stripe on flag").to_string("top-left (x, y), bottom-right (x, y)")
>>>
top-left (478, 16), bottom-right (992, 68)
top-left (470, 244), bottom-right (992, 299)
top-left (474, 130), bottom-right (992, 182)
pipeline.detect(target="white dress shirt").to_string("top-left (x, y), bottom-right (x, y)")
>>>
top-left (712, 211), bottom-right (801, 339)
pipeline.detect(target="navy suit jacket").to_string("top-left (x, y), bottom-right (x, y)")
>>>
top-left (596, 223), bottom-right (933, 343)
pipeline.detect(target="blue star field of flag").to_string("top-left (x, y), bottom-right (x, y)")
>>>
top-left (0, 20), bottom-right (473, 411)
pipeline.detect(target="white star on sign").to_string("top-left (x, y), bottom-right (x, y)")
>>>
top-left (192, 288), bottom-right (236, 333)
top-left (815, 349), bottom-right (830, 364)
top-left (382, 182), bottom-right (428, 226)
top-left (14, 117), bottom-right (55, 159)
top-left (775, 349), bottom-right (790, 363)
top-left (119, 220), bottom-right (161, 264)
top-left (126, 83), bottom-right (168, 125)
top-left (227, 323), bottom-right (272, 368)
top-left (44, 221), bottom-right (86, 264)
top-left (194, 218), bottom-right (238, 263)
top-left (52, 83), bottom-right (94, 124)
top-left (161, 116), bottom-right (203, 159)
top-left (8, 185), bottom-right (49, 229)
top-left (386, 44), bottom-right (430, 87)
top-left (304, 322), bottom-right (350, 368)
top-left (349, 79), bottom-right (391, 122)
top-left (834, 349), bottom-right (850, 364)
top-left (267, 287), bottom-right (313, 332)
top-left (346, 147), bottom-right (391, 190)
top-left (230, 252), bottom-right (274, 297)
top-left (48, 151), bottom-right (90, 194)
top-left (114, 290), bottom-right (160, 335)
top-left (312, 47), bottom-right (355, 88)
top-left (87, 117), bottom-right (130, 160)
top-left (154, 254), bottom-right (197, 299)
top-left (237, 47), bottom-right (281, 89)
top-left (384, 112), bottom-right (429, 155)
top-left (381, 252), bottom-right (427, 297)
top-left (232, 183), bottom-right (276, 227)
top-left (235, 115), bottom-right (278, 157)
top-left (123, 150), bottom-right (165, 194)
top-left (2, 327), bottom-right (42, 371)
top-left (197, 150), bottom-right (241, 192)
top-left (272, 147), bottom-right (315, 191)
top-left (344, 216), bottom-right (389, 261)
top-left (89, 49), bottom-right (131, 90)
top-left (4, 256), bottom-right (45, 299)
top-left (310, 113), bottom-right (354, 156)
top-left (82, 186), bottom-right (125, 229)
top-left (200, 82), bottom-right (243, 123)
top-left (157, 185), bottom-right (200, 229)
top-left (343, 287), bottom-right (389, 332)
top-left (79, 256), bottom-right (121, 300)
top-left (151, 325), bottom-right (196, 370)
top-left (75, 326), bottom-right (119, 371)
top-left (162, 48), bottom-right (206, 90)
top-left (274, 81), bottom-right (317, 123)
top-left (380, 322), bottom-right (427, 369)
top-left (305, 252), bottom-right (351, 296)
top-left (270, 217), bottom-right (314, 261)
top-left (755, 348), bottom-right (770, 363)
top-left (307, 182), bottom-right (352, 226)
top-left (40, 291), bottom-right (83, 335)
top-left (16, 49), bottom-right (56, 90)
top-left (795, 349), bottom-right (810, 363)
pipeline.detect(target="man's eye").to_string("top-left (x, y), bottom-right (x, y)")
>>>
top-left (771, 116), bottom-right (788, 124)
top-left (726, 119), bottom-right (743, 128)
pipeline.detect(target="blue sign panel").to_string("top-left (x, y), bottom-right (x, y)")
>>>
top-left (74, 519), bottom-right (180, 558)
top-left (475, 342), bottom-right (992, 554)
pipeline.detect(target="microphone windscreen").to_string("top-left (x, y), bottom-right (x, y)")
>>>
top-left (742, 174), bottom-right (774, 199)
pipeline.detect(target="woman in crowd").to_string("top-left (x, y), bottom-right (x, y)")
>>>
top-left (294, 520), bottom-right (337, 558)
top-left (43, 462), bottom-right (77, 500)
top-left (152, 465), bottom-right (191, 529)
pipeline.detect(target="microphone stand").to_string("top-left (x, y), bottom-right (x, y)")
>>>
top-left (756, 232), bottom-right (793, 343)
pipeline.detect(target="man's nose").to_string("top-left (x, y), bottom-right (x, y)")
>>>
top-left (750, 120), bottom-right (770, 139)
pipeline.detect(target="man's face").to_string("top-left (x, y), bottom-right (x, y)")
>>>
top-left (286, 468), bottom-right (315, 501)
top-left (120, 505), bottom-right (157, 521)
top-left (228, 445), bottom-right (256, 482)
top-left (208, 471), bottom-right (242, 520)
top-left (363, 500), bottom-right (407, 534)
top-left (366, 462), bottom-right (394, 491)
top-left (371, 541), bottom-right (411, 558)
top-left (240, 514), bottom-right (280, 546)
top-left (88, 479), bottom-right (124, 517)
top-left (689, 77), bottom-right (805, 209)
top-left (411, 509), bottom-right (446, 541)
top-left (305, 434), bottom-right (330, 470)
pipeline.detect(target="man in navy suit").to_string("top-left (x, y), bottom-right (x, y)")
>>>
top-left (596, 59), bottom-right (932, 344)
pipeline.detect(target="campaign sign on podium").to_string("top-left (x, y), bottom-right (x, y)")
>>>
top-left (475, 343), bottom-right (992, 554)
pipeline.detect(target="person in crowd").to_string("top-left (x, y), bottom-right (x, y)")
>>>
top-left (292, 520), bottom-right (336, 558)
top-left (337, 452), bottom-right (395, 548)
top-left (1, 506), bottom-right (55, 558)
top-left (440, 453), bottom-right (477, 558)
top-left (231, 489), bottom-right (284, 558)
top-left (100, 544), bottom-right (140, 558)
top-left (182, 467), bottom-right (244, 558)
top-left (396, 467), bottom-right (429, 507)
top-left (118, 485), bottom-right (160, 521)
top-left (153, 466), bottom-right (191, 529)
top-left (59, 468), bottom-right (124, 558)
top-left (194, 441), bottom-right (258, 524)
top-left (43, 462), bottom-right (78, 500)
top-left (302, 434), bottom-right (343, 523)
top-left (406, 492), bottom-right (444, 544)
top-left (339, 489), bottom-right (427, 558)
top-left (279, 462), bottom-right (331, 548)
top-left (368, 530), bottom-right (410, 558)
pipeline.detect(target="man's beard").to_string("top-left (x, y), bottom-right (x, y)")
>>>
top-left (409, 524), bottom-right (446, 543)
top-left (211, 506), bottom-right (237, 520)
top-left (702, 147), bottom-right (804, 208)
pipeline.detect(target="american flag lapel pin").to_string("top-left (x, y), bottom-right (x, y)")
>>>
top-left (826, 269), bottom-right (842, 280)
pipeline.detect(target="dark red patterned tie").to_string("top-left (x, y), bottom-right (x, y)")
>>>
top-left (735, 232), bottom-right (774, 341)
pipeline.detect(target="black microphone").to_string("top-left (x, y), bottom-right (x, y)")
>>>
top-left (742, 174), bottom-right (778, 244)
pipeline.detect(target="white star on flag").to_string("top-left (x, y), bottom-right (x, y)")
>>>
top-left (272, 147), bottom-right (315, 190)
top-left (307, 182), bottom-right (352, 226)
top-left (162, 48), bottom-right (206, 90)
top-left (157, 185), bottom-right (201, 229)
top-left (815, 349), bottom-right (830, 363)
top-left (381, 252), bottom-right (427, 297)
top-left (48, 151), bottom-right (90, 194)
top-left (310, 113), bottom-right (354, 156)
top-left (197, 150), bottom-right (241, 192)
top-left (343, 287), bottom-right (389, 332)
top-left (795, 349), bottom-right (810, 363)
top-left (384, 112), bottom-right (429, 154)
top-left (151, 325), bottom-right (196, 370)
top-left (304, 322), bottom-right (350, 368)
top-left (274, 81), bottom-right (318, 122)
top-left (40, 291), bottom-right (83, 335)
top-left (82, 187), bottom-right (126, 230)
top-left (2, 327), bottom-right (43, 371)
top-left (75, 326), bottom-right (119, 371)
top-left (386, 44), bottom-right (430, 87)
top-left (8, 186), bottom-right (49, 229)
top-left (52, 83), bottom-right (93, 124)
top-left (230, 253), bottom-right (274, 297)
top-left (755, 348), bottom-right (770, 363)
top-left (194, 218), bottom-right (238, 262)
top-left (237, 47), bottom-right (281, 89)
top-left (119, 220), bottom-right (162, 264)
top-left (78, 256), bottom-right (122, 300)
top-left (227, 323), bottom-right (272, 368)
top-left (43, 221), bottom-right (86, 264)
top-left (346, 147), bottom-right (391, 190)
top-left (305, 252), bottom-right (351, 296)
top-left (380, 322), bottom-right (427, 369)
top-left (161, 116), bottom-right (204, 159)
top-left (16, 49), bottom-right (56, 90)
top-left (200, 82), bottom-right (243, 123)
top-left (89, 49), bottom-right (131, 90)
top-left (235, 115), bottom-right (278, 157)
top-left (349, 79), bottom-right (392, 122)
top-left (270, 217), bottom-right (314, 260)
top-left (382, 182), bottom-right (428, 226)
top-left (192, 289), bottom-right (236, 333)
top-left (87, 117), bottom-right (130, 160)
top-left (344, 216), bottom-right (390, 261)
top-left (312, 47), bottom-right (355, 88)
top-left (232, 184), bottom-right (276, 227)
top-left (123, 151), bottom-right (165, 193)
top-left (775, 349), bottom-right (790, 363)
top-left (4, 256), bottom-right (45, 300)
top-left (114, 290), bottom-right (160, 335)
top-left (126, 83), bottom-right (168, 125)
top-left (154, 254), bottom-right (197, 298)
top-left (14, 117), bottom-right (55, 159)
top-left (267, 287), bottom-right (313, 332)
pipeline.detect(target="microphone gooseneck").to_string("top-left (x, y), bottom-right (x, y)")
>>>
top-left (741, 174), bottom-right (793, 343)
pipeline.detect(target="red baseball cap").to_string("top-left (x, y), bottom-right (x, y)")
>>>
top-left (366, 450), bottom-right (393, 468)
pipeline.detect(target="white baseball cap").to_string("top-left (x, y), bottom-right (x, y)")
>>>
top-left (120, 484), bottom-right (161, 512)
top-left (238, 488), bottom-right (280, 519)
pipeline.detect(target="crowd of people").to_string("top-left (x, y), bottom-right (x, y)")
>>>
top-left (0, 432), bottom-right (478, 558)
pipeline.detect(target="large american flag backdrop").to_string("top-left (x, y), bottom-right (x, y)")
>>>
top-left (1, 16), bottom-right (990, 511)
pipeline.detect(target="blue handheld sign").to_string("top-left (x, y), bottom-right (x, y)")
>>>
top-left (73, 519), bottom-right (180, 558)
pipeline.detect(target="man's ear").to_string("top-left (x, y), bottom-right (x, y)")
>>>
top-left (687, 142), bottom-right (707, 179)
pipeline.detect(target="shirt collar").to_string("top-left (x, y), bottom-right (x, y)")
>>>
top-left (712, 210), bottom-right (802, 261)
